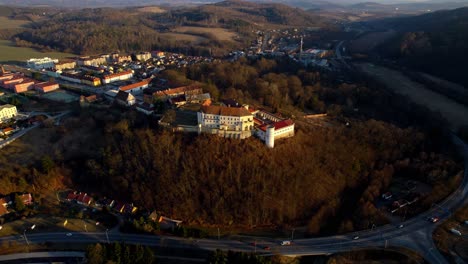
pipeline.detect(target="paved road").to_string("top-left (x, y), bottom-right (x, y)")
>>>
top-left (335, 41), bottom-right (350, 69)
top-left (0, 251), bottom-right (84, 262)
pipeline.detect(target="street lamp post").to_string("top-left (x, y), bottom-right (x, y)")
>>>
top-left (23, 224), bottom-right (35, 246)
top-left (291, 229), bottom-right (295, 241)
top-left (105, 229), bottom-right (110, 244)
top-left (23, 229), bottom-right (29, 246)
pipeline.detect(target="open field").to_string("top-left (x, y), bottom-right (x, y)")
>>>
top-left (136, 6), bottom-right (167, 13)
top-left (0, 40), bottom-right (75, 63)
top-left (357, 63), bottom-right (468, 131)
top-left (159, 32), bottom-right (207, 44)
top-left (0, 17), bottom-right (30, 29)
top-left (172, 26), bottom-right (237, 41)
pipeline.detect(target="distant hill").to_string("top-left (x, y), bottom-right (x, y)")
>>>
top-left (375, 7), bottom-right (468, 87)
top-left (170, 0), bottom-right (330, 28)
top-left (6, 0), bottom-right (331, 56)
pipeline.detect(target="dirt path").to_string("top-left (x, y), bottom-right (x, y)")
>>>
top-left (357, 63), bottom-right (468, 131)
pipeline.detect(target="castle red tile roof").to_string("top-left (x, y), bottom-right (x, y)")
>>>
top-left (258, 119), bottom-right (294, 132)
top-left (201, 105), bottom-right (252, 117)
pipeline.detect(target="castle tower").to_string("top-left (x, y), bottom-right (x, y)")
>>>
top-left (266, 125), bottom-right (275, 148)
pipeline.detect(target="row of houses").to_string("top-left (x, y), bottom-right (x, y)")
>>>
top-left (0, 193), bottom-right (33, 216)
top-left (31, 52), bottom-right (158, 72)
top-left (56, 70), bottom-right (134, 86)
top-left (66, 191), bottom-right (137, 215)
top-left (65, 190), bottom-right (182, 229)
top-left (0, 72), bottom-right (59, 93)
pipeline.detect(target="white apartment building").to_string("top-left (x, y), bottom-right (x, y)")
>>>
top-left (26, 57), bottom-right (59, 70)
top-left (0, 104), bottom-right (17, 123)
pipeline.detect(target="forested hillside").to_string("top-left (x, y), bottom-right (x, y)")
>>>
top-left (375, 7), bottom-right (468, 87)
top-left (5, 0), bottom-right (331, 55)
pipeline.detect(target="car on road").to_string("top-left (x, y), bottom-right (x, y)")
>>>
top-left (66, 233), bottom-right (72, 237)
top-left (353, 236), bottom-right (359, 240)
top-left (428, 216), bottom-right (439, 223)
top-left (398, 224), bottom-right (404, 228)
top-left (263, 246), bottom-right (271, 250)
top-left (280, 240), bottom-right (291, 246)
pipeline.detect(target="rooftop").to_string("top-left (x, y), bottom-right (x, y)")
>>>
top-left (120, 79), bottom-right (150, 91)
top-left (201, 105), bottom-right (252, 117)
top-left (0, 104), bottom-right (16, 111)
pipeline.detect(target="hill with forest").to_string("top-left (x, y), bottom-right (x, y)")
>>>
top-left (374, 7), bottom-right (468, 87)
top-left (2, 0), bottom-right (331, 55)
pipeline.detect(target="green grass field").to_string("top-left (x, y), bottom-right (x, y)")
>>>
top-left (159, 32), bottom-right (208, 44)
top-left (0, 17), bottom-right (30, 29)
top-left (0, 40), bottom-right (75, 63)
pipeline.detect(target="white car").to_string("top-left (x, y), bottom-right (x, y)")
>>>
top-left (66, 233), bottom-right (72, 237)
top-left (353, 236), bottom-right (360, 240)
top-left (280, 240), bottom-right (291, 246)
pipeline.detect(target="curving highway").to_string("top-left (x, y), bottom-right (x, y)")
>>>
top-left (0, 134), bottom-right (466, 263)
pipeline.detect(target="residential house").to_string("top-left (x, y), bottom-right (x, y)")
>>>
top-left (0, 73), bottom-right (16, 83)
top-left (19, 193), bottom-right (33, 205)
top-left (0, 196), bottom-right (11, 207)
top-left (104, 89), bottom-right (119, 101)
top-left (135, 52), bottom-right (152, 62)
top-left (80, 95), bottom-right (98, 107)
top-left (76, 192), bottom-right (93, 205)
top-left (114, 202), bottom-right (137, 214)
top-left (81, 65), bottom-right (104, 74)
top-left (136, 102), bottom-right (154, 115)
top-left (34, 81), bottom-right (59, 93)
top-left (81, 75), bottom-right (101, 87)
top-left (13, 79), bottom-right (36, 93)
top-left (54, 60), bottom-right (76, 71)
top-left (66, 191), bottom-right (79, 202)
top-left (169, 95), bottom-right (186, 107)
top-left (76, 56), bottom-right (106, 67)
top-left (153, 85), bottom-right (202, 101)
top-left (119, 79), bottom-right (150, 95)
top-left (158, 216), bottom-right (182, 230)
top-left (95, 198), bottom-right (115, 209)
top-left (0, 104), bottom-right (17, 123)
top-left (2, 77), bottom-right (25, 89)
top-left (186, 93), bottom-right (211, 104)
top-left (102, 70), bottom-right (133, 84)
top-left (148, 211), bottom-right (158, 222)
top-left (0, 203), bottom-right (8, 216)
top-left (151, 50), bottom-right (165, 58)
top-left (59, 72), bottom-right (82, 84)
top-left (1, 127), bottom-right (15, 136)
top-left (115, 90), bottom-right (136, 106)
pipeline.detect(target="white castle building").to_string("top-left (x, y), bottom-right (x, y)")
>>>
top-left (197, 105), bottom-right (295, 148)
top-left (197, 105), bottom-right (254, 139)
